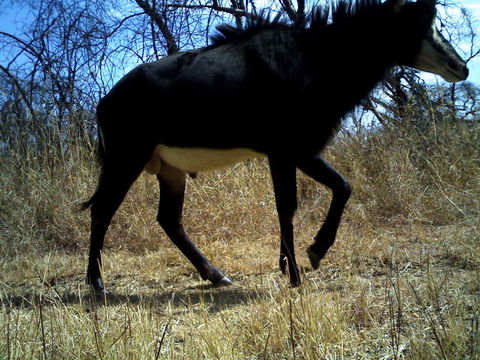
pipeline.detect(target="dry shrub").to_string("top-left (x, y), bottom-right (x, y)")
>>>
top-left (0, 148), bottom-right (93, 257)
top-left (1, 119), bottom-right (479, 360)
top-left (1, 119), bottom-right (478, 257)
top-left (326, 120), bottom-right (480, 227)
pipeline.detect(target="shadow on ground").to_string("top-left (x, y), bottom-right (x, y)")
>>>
top-left (1, 274), bottom-right (270, 314)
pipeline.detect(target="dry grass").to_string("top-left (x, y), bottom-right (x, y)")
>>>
top-left (1, 121), bottom-right (479, 359)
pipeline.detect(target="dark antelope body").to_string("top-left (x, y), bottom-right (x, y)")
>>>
top-left (83, 0), bottom-right (468, 292)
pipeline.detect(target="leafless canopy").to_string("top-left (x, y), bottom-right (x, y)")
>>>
top-left (0, 0), bottom-right (478, 158)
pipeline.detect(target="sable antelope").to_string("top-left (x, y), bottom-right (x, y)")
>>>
top-left (82, 0), bottom-right (469, 292)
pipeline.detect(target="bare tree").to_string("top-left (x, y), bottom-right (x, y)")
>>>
top-left (0, 0), bottom-right (118, 157)
top-left (0, 0), bottom-right (477, 160)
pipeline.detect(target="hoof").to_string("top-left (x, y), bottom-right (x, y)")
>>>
top-left (307, 246), bottom-right (325, 270)
top-left (290, 272), bottom-right (301, 287)
top-left (87, 276), bottom-right (107, 294)
top-left (213, 276), bottom-right (234, 287)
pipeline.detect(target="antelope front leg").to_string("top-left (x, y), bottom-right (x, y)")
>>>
top-left (297, 156), bottom-right (351, 270)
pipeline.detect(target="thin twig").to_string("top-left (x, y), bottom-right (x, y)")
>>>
top-left (38, 301), bottom-right (48, 360)
top-left (262, 325), bottom-right (271, 360)
top-left (155, 319), bottom-right (171, 360)
top-left (409, 283), bottom-right (448, 360)
top-left (289, 299), bottom-right (296, 360)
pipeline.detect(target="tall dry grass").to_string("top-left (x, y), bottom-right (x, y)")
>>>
top-left (328, 121), bottom-right (480, 227)
top-left (1, 120), bottom-right (479, 359)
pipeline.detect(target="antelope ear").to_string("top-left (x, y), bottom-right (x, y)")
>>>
top-left (386, 0), bottom-right (406, 13)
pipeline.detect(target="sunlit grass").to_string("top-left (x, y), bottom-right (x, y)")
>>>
top-left (1, 122), bottom-right (479, 359)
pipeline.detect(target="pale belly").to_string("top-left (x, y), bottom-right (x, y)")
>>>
top-left (144, 144), bottom-right (266, 174)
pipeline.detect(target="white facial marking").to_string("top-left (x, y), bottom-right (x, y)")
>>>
top-left (413, 22), bottom-right (467, 82)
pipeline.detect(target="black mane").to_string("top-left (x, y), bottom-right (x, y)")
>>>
top-left (209, 0), bottom-right (384, 47)
top-left (209, 11), bottom-right (289, 47)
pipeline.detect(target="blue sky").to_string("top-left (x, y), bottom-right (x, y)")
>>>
top-left (1, 1), bottom-right (479, 85)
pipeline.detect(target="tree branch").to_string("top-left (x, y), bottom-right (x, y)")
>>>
top-left (134, 0), bottom-right (179, 54)
top-left (0, 65), bottom-right (36, 119)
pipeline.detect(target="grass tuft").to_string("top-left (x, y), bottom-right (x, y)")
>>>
top-left (1, 121), bottom-right (479, 358)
